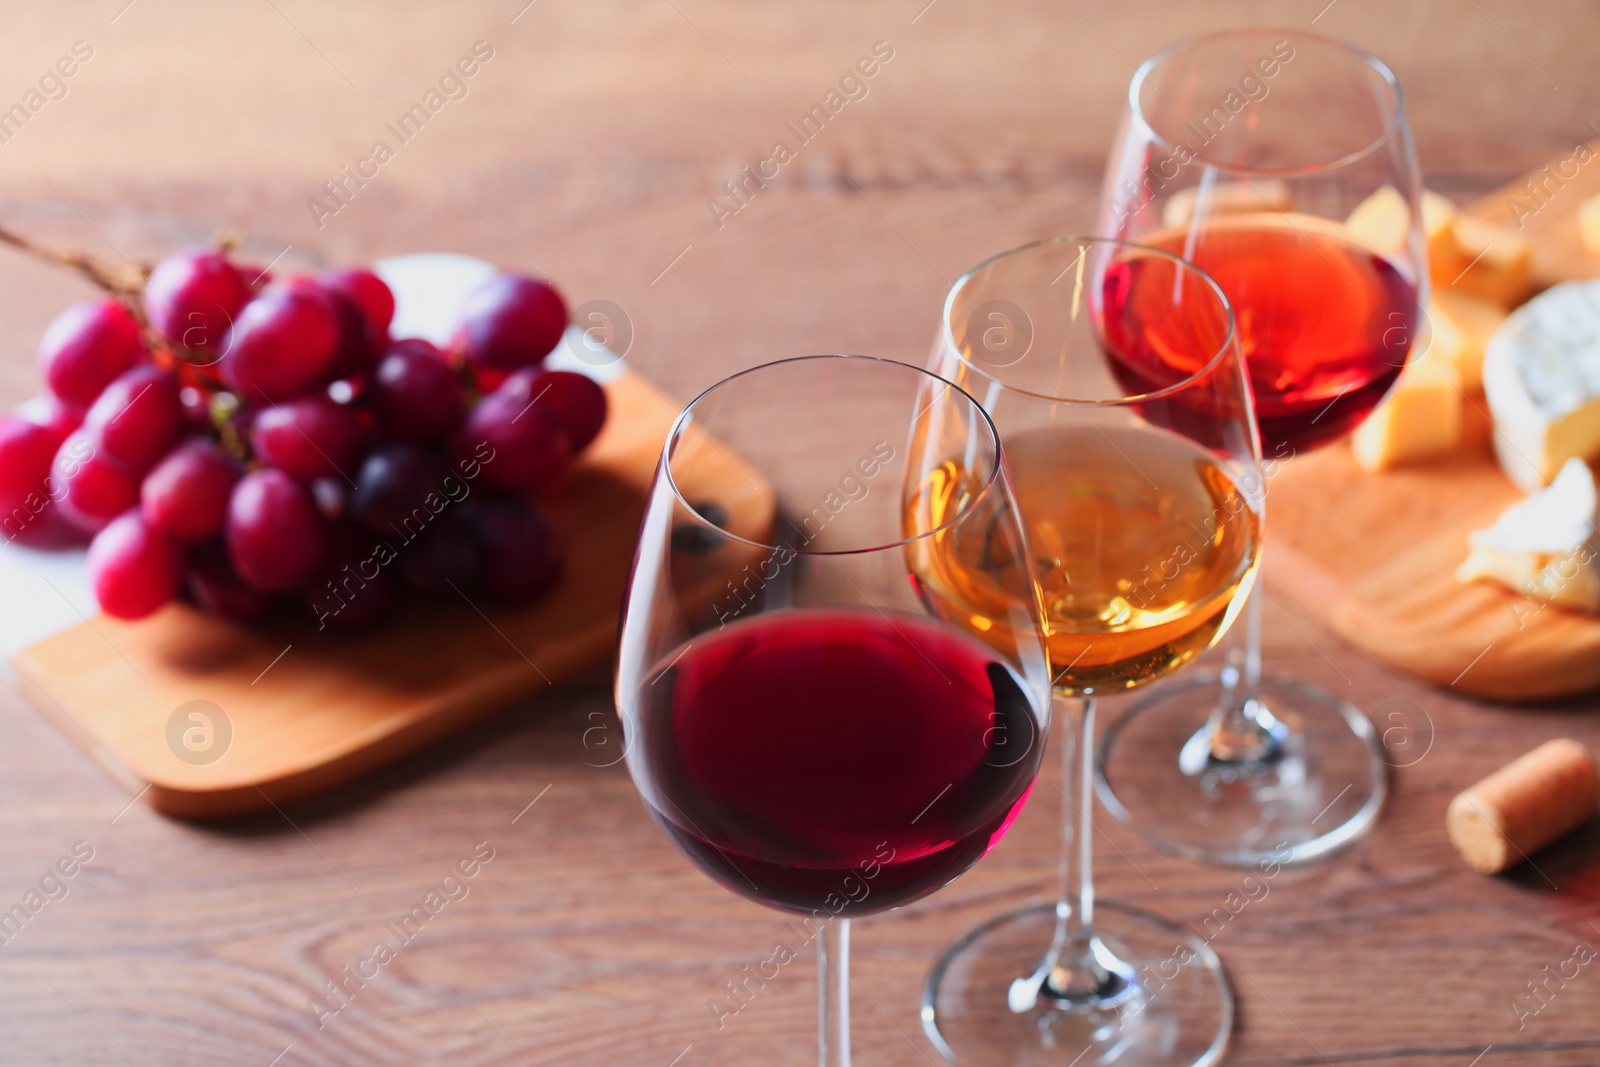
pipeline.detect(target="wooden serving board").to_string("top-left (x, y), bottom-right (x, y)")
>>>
top-left (10, 370), bottom-right (772, 818)
top-left (1268, 142), bottom-right (1600, 702)
top-left (1467, 142), bottom-right (1600, 289)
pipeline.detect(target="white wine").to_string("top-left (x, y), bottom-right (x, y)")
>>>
top-left (910, 422), bottom-right (1259, 694)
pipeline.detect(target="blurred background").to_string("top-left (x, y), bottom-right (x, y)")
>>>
top-left (1, 1), bottom-right (1598, 1064)
top-left (0, 0), bottom-right (1592, 403)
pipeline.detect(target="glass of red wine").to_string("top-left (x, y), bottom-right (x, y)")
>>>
top-left (1095, 28), bottom-right (1424, 865)
top-left (616, 354), bottom-right (1053, 1067)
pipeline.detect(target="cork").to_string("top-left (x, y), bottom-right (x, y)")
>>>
top-left (1447, 739), bottom-right (1600, 874)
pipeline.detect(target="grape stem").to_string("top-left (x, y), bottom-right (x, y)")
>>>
top-left (0, 221), bottom-right (148, 295)
top-left (208, 392), bottom-right (251, 463)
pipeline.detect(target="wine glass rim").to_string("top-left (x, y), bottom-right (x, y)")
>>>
top-left (1128, 27), bottom-right (1407, 177)
top-left (662, 353), bottom-right (1008, 557)
top-left (942, 235), bottom-right (1240, 406)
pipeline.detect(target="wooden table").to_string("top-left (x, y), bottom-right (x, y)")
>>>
top-left (2, 1), bottom-right (1599, 1063)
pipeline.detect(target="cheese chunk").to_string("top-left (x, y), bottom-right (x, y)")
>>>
top-left (1423, 303), bottom-right (1468, 384)
top-left (1346, 186), bottom-right (1411, 256)
top-left (1163, 179), bottom-right (1291, 230)
top-left (1430, 290), bottom-right (1507, 392)
top-left (1422, 190), bottom-right (1466, 284)
top-left (1344, 187), bottom-right (1461, 281)
top-left (1451, 216), bottom-right (1534, 308)
top-left (1579, 193), bottom-right (1600, 257)
top-left (1458, 458), bottom-right (1600, 613)
top-left (1483, 279), bottom-right (1600, 490)
top-left (1351, 329), bottom-right (1462, 471)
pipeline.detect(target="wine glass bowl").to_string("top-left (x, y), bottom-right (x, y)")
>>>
top-left (1123, 30), bottom-right (1406, 175)
top-left (616, 354), bottom-right (1054, 1066)
top-left (1107, 28), bottom-right (1425, 453)
top-left (930, 239), bottom-right (1262, 696)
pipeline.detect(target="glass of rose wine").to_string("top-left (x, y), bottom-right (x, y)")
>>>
top-left (616, 354), bottom-right (1054, 1067)
top-left (917, 237), bottom-right (1261, 1066)
top-left (1095, 28), bottom-right (1423, 865)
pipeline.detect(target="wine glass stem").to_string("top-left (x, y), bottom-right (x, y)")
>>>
top-left (818, 917), bottom-right (850, 1067)
top-left (1058, 695), bottom-right (1095, 939)
top-left (1038, 695), bottom-right (1130, 1001)
top-left (1233, 564), bottom-right (1264, 696)
top-left (1205, 563), bottom-right (1289, 763)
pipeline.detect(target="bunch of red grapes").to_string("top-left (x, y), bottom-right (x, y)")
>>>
top-left (0, 247), bottom-right (607, 625)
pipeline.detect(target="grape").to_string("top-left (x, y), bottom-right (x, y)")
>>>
top-left (323, 287), bottom-right (380, 382)
top-left (87, 511), bottom-right (182, 619)
top-left (399, 509), bottom-right (479, 594)
top-left (452, 390), bottom-right (571, 492)
top-left (452, 274), bottom-right (568, 371)
top-left (468, 366), bottom-right (512, 394)
top-left (321, 268), bottom-right (395, 338)
top-left (226, 469), bottom-right (327, 591)
top-left (236, 262), bottom-right (272, 287)
top-left (465, 494), bottom-right (564, 604)
top-left (325, 377), bottom-right (362, 406)
top-left (23, 393), bottom-right (87, 445)
top-left (38, 299), bottom-right (146, 406)
top-left (309, 476), bottom-right (349, 522)
top-left (5, 500), bottom-right (78, 548)
top-left (14, 247), bottom-right (587, 629)
top-left (220, 281), bottom-right (340, 402)
top-left (0, 416), bottom-right (61, 533)
top-left (186, 541), bottom-right (276, 623)
top-left (302, 523), bottom-right (398, 629)
top-left (248, 394), bottom-right (366, 483)
top-left (52, 433), bottom-right (139, 534)
top-left (84, 366), bottom-right (182, 473)
top-left (349, 443), bottom-right (443, 535)
top-left (500, 367), bottom-right (607, 452)
top-left (140, 439), bottom-right (238, 541)
top-left (178, 386), bottom-right (213, 435)
top-left (144, 248), bottom-right (253, 358)
top-left (371, 339), bottom-right (465, 443)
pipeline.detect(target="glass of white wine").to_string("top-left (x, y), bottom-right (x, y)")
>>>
top-left (913, 237), bottom-right (1262, 1066)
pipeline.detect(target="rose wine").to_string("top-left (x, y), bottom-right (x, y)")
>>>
top-left (628, 609), bottom-right (1045, 915)
top-left (1105, 213), bottom-right (1420, 454)
top-left (910, 423), bottom-right (1259, 694)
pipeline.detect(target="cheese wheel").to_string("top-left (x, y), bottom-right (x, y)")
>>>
top-left (1482, 279), bottom-right (1600, 490)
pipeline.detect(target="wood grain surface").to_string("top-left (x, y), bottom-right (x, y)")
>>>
top-left (2, 2), bottom-right (1600, 1065)
top-left (1465, 139), bottom-right (1600, 290)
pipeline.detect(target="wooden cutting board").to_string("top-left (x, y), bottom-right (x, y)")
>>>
top-left (11, 370), bottom-right (773, 818)
top-left (1268, 141), bottom-right (1600, 702)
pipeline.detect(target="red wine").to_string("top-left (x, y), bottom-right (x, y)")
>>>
top-left (628, 609), bottom-right (1044, 916)
top-left (1104, 215), bottom-right (1420, 454)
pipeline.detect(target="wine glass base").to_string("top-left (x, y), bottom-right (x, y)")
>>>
top-left (1097, 671), bottom-right (1387, 867)
top-left (922, 900), bottom-right (1232, 1067)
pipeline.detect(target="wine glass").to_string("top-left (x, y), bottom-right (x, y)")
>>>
top-left (919, 237), bottom-right (1261, 1066)
top-left (616, 354), bottom-right (1054, 1067)
top-left (1095, 28), bottom-right (1422, 866)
